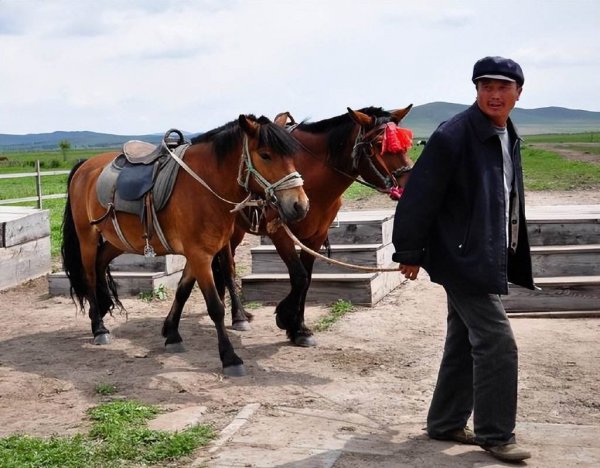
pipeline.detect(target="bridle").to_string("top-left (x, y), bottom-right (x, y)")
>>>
top-left (277, 112), bottom-right (412, 193)
top-left (236, 134), bottom-right (304, 206)
top-left (350, 118), bottom-right (413, 192)
top-left (167, 133), bottom-right (303, 212)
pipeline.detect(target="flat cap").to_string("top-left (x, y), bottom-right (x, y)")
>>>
top-left (472, 56), bottom-right (524, 86)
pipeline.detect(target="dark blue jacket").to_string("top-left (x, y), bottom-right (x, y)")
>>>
top-left (392, 103), bottom-right (535, 294)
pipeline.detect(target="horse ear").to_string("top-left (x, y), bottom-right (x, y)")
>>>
top-left (347, 107), bottom-right (375, 126)
top-left (274, 111), bottom-right (295, 127)
top-left (238, 114), bottom-right (260, 137)
top-left (390, 104), bottom-right (413, 123)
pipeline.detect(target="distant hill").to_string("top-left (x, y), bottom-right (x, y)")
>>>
top-left (0, 130), bottom-right (197, 152)
top-left (403, 102), bottom-right (600, 137)
top-left (1, 103), bottom-right (600, 150)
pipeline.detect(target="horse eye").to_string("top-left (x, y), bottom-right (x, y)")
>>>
top-left (259, 152), bottom-right (271, 161)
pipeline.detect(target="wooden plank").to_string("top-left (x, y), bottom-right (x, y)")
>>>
top-left (250, 243), bottom-right (394, 274)
top-left (260, 210), bottom-right (396, 246)
top-left (48, 270), bottom-right (183, 296)
top-left (241, 269), bottom-right (402, 306)
top-left (0, 207), bottom-right (50, 247)
top-left (527, 221), bottom-right (600, 246)
top-left (531, 244), bottom-right (600, 277)
top-left (503, 278), bottom-right (600, 312)
top-left (527, 204), bottom-right (600, 221)
top-left (0, 236), bottom-right (51, 291)
top-left (110, 253), bottom-right (186, 274)
top-left (508, 311), bottom-right (600, 319)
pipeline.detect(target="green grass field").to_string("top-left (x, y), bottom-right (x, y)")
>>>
top-left (1, 134), bottom-right (599, 258)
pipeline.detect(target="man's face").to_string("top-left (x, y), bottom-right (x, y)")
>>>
top-left (476, 79), bottom-right (522, 127)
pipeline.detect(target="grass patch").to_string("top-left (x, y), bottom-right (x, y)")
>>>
top-left (138, 284), bottom-right (168, 302)
top-left (95, 383), bottom-right (118, 396)
top-left (524, 132), bottom-right (598, 144)
top-left (0, 400), bottom-right (215, 468)
top-left (521, 147), bottom-right (600, 190)
top-left (315, 299), bottom-right (355, 332)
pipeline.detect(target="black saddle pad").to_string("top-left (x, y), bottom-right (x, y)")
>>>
top-left (116, 157), bottom-right (157, 201)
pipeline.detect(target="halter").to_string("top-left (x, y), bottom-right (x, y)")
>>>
top-left (350, 119), bottom-right (413, 192)
top-left (237, 134), bottom-right (304, 204)
top-left (166, 134), bottom-right (303, 213)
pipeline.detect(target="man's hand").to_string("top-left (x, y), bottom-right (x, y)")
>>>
top-left (399, 264), bottom-right (420, 280)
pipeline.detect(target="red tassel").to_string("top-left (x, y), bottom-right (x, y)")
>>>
top-left (381, 123), bottom-right (413, 154)
top-left (389, 186), bottom-right (404, 200)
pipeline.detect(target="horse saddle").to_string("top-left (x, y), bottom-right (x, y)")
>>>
top-left (96, 133), bottom-right (189, 216)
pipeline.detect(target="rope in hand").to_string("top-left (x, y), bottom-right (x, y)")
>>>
top-left (280, 223), bottom-right (402, 273)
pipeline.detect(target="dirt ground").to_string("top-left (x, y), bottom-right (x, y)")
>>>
top-left (0, 188), bottom-right (599, 466)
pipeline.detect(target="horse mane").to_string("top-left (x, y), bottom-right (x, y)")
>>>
top-left (297, 107), bottom-right (392, 163)
top-left (190, 115), bottom-right (299, 159)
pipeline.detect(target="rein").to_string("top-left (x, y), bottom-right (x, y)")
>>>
top-left (280, 223), bottom-right (401, 273)
top-left (166, 135), bottom-right (302, 213)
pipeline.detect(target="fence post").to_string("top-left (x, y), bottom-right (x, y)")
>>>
top-left (35, 160), bottom-right (43, 209)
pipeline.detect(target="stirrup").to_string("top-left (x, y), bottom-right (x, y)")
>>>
top-left (144, 240), bottom-right (156, 257)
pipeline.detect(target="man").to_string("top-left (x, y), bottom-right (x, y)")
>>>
top-left (392, 56), bottom-right (535, 463)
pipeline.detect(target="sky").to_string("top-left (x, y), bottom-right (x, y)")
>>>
top-left (1, 0), bottom-right (599, 135)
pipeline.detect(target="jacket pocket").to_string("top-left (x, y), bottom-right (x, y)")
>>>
top-left (458, 220), bottom-right (472, 257)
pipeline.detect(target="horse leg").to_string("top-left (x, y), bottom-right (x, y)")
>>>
top-left (216, 244), bottom-right (252, 331)
top-left (191, 254), bottom-right (246, 377)
top-left (293, 250), bottom-right (318, 345)
top-left (90, 241), bottom-right (124, 345)
top-left (162, 262), bottom-right (195, 353)
top-left (72, 229), bottom-right (111, 344)
top-left (271, 237), bottom-right (316, 347)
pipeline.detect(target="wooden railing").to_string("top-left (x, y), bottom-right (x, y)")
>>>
top-left (0, 161), bottom-right (70, 208)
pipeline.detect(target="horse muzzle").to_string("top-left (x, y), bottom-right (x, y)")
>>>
top-left (274, 187), bottom-right (310, 223)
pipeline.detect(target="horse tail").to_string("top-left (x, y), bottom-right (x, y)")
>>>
top-left (61, 160), bottom-right (88, 310)
top-left (97, 239), bottom-right (123, 314)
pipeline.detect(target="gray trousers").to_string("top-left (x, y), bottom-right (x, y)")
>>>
top-left (426, 287), bottom-right (518, 446)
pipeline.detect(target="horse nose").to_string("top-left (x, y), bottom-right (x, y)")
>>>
top-left (294, 199), bottom-right (310, 219)
top-left (280, 198), bottom-right (309, 223)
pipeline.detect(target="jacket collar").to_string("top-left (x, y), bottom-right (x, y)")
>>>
top-left (467, 102), bottom-right (521, 143)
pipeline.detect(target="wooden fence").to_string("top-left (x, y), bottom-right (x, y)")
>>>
top-left (0, 161), bottom-right (70, 208)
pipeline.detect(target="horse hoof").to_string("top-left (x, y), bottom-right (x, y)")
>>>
top-left (223, 364), bottom-right (247, 377)
top-left (165, 342), bottom-right (186, 353)
top-left (294, 335), bottom-right (317, 347)
top-left (232, 320), bottom-right (251, 331)
top-left (93, 333), bottom-right (112, 345)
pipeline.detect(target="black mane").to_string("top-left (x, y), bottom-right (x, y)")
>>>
top-left (190, 115), bottom-right (299, 159)
top-left (297, 107), bottom-right (392, 162)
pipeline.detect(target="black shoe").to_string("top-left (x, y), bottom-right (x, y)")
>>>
top-left (430, 426), bottom-right (477, 445)
top-left (483, 443), bottom-right (532, 462)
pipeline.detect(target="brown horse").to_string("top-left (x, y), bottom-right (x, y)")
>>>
top-left (61, 115), bottom-right (309, 376)
top-left (161, 105), bottom-right (413, 349)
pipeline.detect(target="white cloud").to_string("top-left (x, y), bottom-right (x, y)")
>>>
top-left (0, 0), bottom-right (598, 134)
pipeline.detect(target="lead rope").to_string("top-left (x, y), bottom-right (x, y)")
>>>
top-left (280, 223), bottom-right (401, 273)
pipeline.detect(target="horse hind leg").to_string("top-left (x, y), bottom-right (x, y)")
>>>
top-left (91, 241), bottom-right (124, 345)
top-left (162, 263), bottom-right (195, 353)
top-left (214, 246), bottom-right (252, 331)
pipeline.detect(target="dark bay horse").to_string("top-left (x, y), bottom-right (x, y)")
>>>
top-left (161, 105), bottom-right (413, 349)
top-left (61, 115), bottom-right (309, 376)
